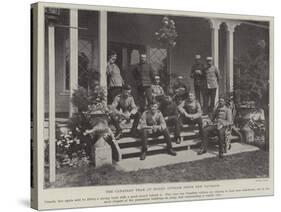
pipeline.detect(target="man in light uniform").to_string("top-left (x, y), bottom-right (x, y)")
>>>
top-left (198, 97), bottom-right (232, 158)
top-left (139, 100), bottom-right (177, 160)
top-left (109, 84), bottom-right (141, 139)
top-left (205, 56), bottom-right (220, 113)
top-left (151, 75), bottom-right (165, 101)
top-left (178, 92), bottom-right (203, 137)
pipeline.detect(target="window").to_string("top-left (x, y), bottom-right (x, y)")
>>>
top-left (64, 38), bottom-right (93, 91)
top-left (148, 47), bottom-right (167, 73)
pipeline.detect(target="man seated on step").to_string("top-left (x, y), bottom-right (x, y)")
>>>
top-left (139, 100), bottom-right (177, 160)
top-left (151, 75), bottom-right (165, 102)
top-left (158, 93), bottom-right (182, 144)
top-left (178, 92), bottom-right (203, 137)
top-left (109, 84), bottom-right (141, 140)
top-left (197, 96), bottom-right (232, 158)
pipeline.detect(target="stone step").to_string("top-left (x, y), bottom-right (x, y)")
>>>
top-left (120, 138), bottom-right (201, 159)
top-left (118, 131), bottom-right (199, 148)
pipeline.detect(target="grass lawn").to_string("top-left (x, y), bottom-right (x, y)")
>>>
top-left (45, 150), bottom-right (269, 188)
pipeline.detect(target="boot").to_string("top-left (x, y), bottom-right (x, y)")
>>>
top-left (197, 149), bottom-right (207, 155)
top-left (175, 137), bottom-right (181, 144)
top-left (130, 128), bottom-right (139, 137)
top-left (140, 151), bottom-right (146, 160)
top-left (168, 148), bottom-right (177, 156)
top-left (115, 129), bottom-right (122, 140)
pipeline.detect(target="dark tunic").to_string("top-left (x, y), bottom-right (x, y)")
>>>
top-left (190, 62), bottom-right (205, 86)
top-left (133, 63), bottom-right (154, 87)
top-left (160, 102), bottom-right (179, 120)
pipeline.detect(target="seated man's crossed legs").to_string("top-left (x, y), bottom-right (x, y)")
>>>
top-left (109, 111), bottom-right (141, 139)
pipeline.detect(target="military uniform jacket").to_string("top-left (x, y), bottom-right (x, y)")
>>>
top-left (172, 82), bottom-right (190, 95)
top-left (151, 84), bottom-right (165, 97)
top-left (178, 99), bottom-right (202, 118)
top-left (213, 105), bottom-right (232, 126)
top-left (160, 102), bottom-right (179, 120)
top-left (111, 94), bottom-right (137, 114)
top-left (205, 65), bottom-right (220, 89)
top-left (139, 110), bottom-right (167, 130)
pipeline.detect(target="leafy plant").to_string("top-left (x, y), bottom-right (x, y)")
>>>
top-left (234, 40), bottom-right (269, 150)
top-left (155, 16), bottom-right (178, 47)
top-left (234, 40), bottom-right (269, 107)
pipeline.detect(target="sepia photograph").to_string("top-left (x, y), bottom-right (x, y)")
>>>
top-left (40, 5), bottom-right (271, 189)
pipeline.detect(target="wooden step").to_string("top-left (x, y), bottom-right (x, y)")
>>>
top-left (121, 138), bottom-right (201, 159)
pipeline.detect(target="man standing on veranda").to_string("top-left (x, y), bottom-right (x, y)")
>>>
top-left (190, 54), bottom-right (205, 106)
top-left (107, 50), bottom-right (124, 104)
top-left (133, 53), bottom-right (154, 112)
top-left (205, 56), bottom-right (220, 113)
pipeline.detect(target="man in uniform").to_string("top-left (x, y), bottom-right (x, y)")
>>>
top-left (178, 92), bottom-right (203, 136)
top-left (151, 75), bottom-right (165, 101)
top-left (172, 75), bottom-right (190, 105)
top-left (159, 94), bottom-right (181, 144)
top-left (109, 84), bottom-right (141, 139)
top-left (198, 97), bottom-right (232, 158)
top-left (205, 56), bottom-right (220, 113)
top-left (139, 100), bottom-right (177, 160)
top-left (133, 53), bottom-right (154, 112)
top-left (190, 54), bottom-right (205, 106)
top-left (107, 50), bottom-right (124, 104)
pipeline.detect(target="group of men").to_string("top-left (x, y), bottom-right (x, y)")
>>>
top-left (106, 50), bottom-right (232, 160)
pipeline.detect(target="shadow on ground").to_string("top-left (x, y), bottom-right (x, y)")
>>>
top-left (44, 150), bottom-right (269, 188)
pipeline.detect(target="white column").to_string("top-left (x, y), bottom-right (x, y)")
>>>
top-left (99, 11), bottom-right (107, 92)
top-left (34, 4), bottom-right (45, 192)
top-left (226, 22), bottom-right (239, 93)
top-left (209, 19), bottom-right (221, 68)
top-left (69, 9), bottom-right (78, 117)
top-left (48, 25), bottom-right (56, 183)
top-left (209, 19), bottom-right (221, 103)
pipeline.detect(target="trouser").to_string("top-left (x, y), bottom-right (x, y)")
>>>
top-left (200, 125), bottom-right (225, 155)
top-left (138, 86), bottom-right (153, 112)
top-left (108, 86), bottom-right (123, 104)
top-left (165, 116), bottom-right (181, 139)
top-left (202, 88), bottom-right (209, 114)
top-left (181, 116), bottom-right (203, 137)
top-left (207, 88), bottom-right (217, 112)
top-left (110, 112), bottom-right (141, 132)
top-left (194, 84), bottom-right (202, 105)
top-left (140, 128), bottom-right (172, 152)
